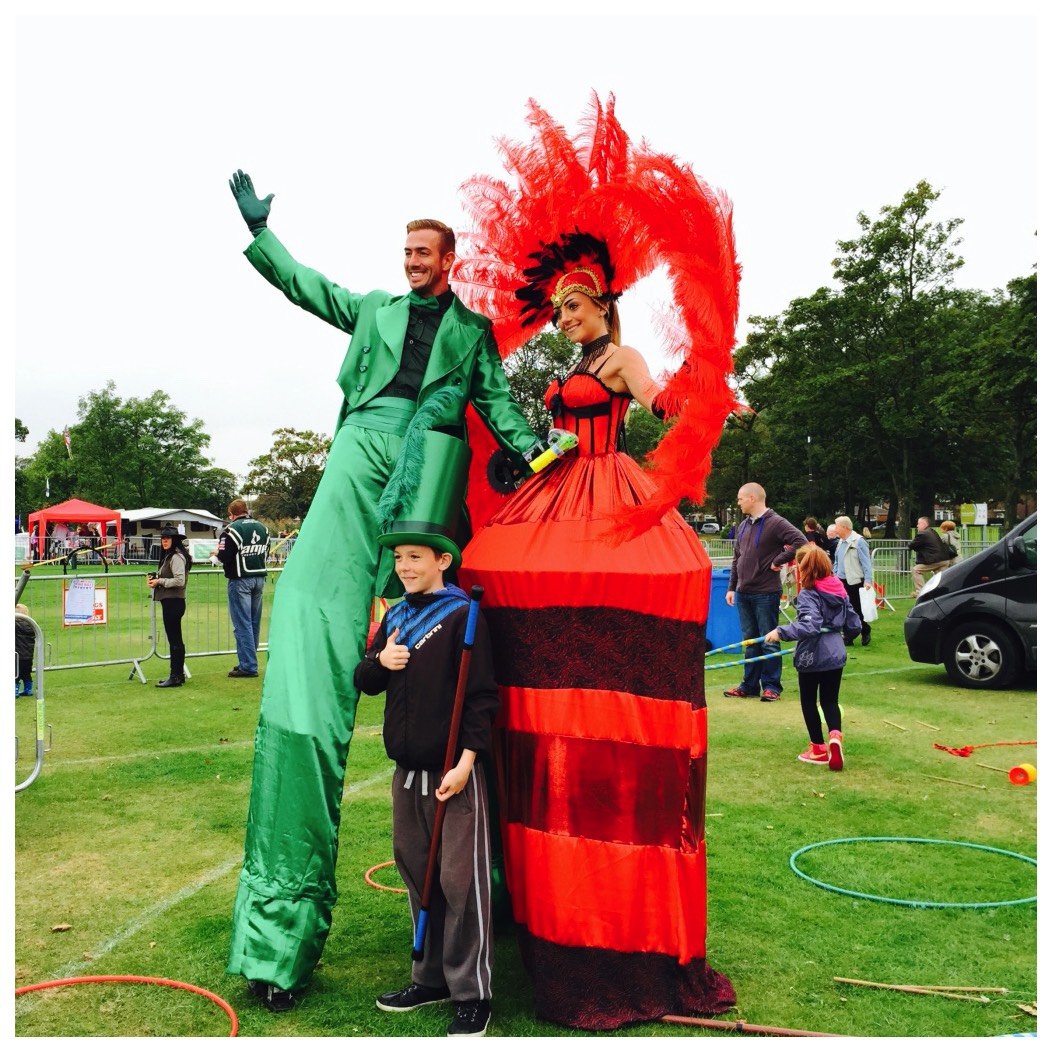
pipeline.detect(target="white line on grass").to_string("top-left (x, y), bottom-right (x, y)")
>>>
top-left (47, 741), bottom-right (255, 767)
top-left (843, 664), bottom-right (928, 678)
top-left (343, 767), bottom-right (394, 800)
top-left (41, 725), bottom-right (385, 768)
top-left (52, 857), bottom-right (243, 981)
top-left (18, 765), bottom-right (393, 1011)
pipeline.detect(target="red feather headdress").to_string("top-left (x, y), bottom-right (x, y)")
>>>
top-left (454, 92), bottom-right (741, 537)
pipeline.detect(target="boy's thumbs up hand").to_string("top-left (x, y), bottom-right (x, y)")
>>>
top-left (380, 626), bottom-right (410, 671)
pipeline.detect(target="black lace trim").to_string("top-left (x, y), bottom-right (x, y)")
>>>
top-left (487, 606), bottom-right (707, 707)
top-left (519, 929), bottom-right (736, 1030)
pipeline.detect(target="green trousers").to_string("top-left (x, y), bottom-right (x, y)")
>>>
top-left (227, 419), bottom-right (405, 992)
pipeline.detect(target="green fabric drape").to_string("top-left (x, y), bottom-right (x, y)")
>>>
top-left (227, 423), bottom-right (404, 989)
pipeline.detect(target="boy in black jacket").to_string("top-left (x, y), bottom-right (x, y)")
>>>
top-left (353, 542), bottom-right (499, 1038)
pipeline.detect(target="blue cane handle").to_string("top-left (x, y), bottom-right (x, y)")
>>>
top-left (464, 585), bottom-right (484, 648)
top-left (412, 908), bottom-right (429, 959)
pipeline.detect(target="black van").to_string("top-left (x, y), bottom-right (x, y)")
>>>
top-left (903, 513), bottom-right (1037, 689)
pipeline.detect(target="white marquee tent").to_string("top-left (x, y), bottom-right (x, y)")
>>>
top-left (117, 507), bottom-right (224, 560)
top-left (118, 507), bottom-right (224, 531)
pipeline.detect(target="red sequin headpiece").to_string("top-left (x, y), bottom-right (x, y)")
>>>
top-left (551, 266), bottom-right (604, 307)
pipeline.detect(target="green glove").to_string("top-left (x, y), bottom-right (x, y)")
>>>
top-left (229, 169), bottom-right (274, 235)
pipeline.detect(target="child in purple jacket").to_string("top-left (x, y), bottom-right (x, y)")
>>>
top-left (766, 545), bottom-right (862, 770)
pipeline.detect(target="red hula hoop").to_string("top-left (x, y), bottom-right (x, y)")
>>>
top-left (15, 974), bottom-right (238, 1037)
top-left (365, 860), bottom-right (407, 894)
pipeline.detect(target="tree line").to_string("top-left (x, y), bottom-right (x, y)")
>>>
top-left (15, 182), bottom-right (1035, 533)
top-left (708, 181), bottom-right (1035, 534)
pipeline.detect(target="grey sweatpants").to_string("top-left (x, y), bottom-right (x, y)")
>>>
top-left (392, 763), bottom-right (494, 1002)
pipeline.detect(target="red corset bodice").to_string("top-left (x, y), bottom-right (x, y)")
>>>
top-left (544, 371), bottom-right (632, 456)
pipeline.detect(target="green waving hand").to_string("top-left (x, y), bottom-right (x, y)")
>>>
top-left (229, 169), bottom-right (274, 235)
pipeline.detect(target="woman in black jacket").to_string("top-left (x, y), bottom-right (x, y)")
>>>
top-left (148, 526), bottom-right (191, 687)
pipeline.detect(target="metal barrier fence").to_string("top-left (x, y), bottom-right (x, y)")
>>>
top-left (13, 566), bottom-right (279, 680)
top-left (14, 534), bottom-right (300, 569)
top-left (15, 612), bottom-right (48, 792)
top-left (15, 535), bottom-right (994, 680)
top-left (697, 536), bottom-right (991, 601)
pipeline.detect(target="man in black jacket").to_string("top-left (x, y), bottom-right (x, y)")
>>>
top-left (215, 499), bottom-right (270, 678)
top-left (908, 516), bottom-right (952, 596)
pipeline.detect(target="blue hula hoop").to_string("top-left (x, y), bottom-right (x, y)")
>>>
top-left (789, 837), bottom-right (1037, 908)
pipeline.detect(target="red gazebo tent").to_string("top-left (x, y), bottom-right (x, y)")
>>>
top-left (27, 498), bottom-right (123, 561)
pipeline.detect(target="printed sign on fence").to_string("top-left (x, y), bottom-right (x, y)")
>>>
top-left (63, 579), bottom-right (109, 626)
top-left (189, 539), bottom-right (219, 563)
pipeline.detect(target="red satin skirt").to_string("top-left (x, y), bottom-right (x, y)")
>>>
top-left (460, 451), bottom-right (735, 1030)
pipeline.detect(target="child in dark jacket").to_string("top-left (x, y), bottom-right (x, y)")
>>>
top-left (353, 543), bottom-right (499, 1038)
top-left (766, 545), bottom-right (862, 770)
top-left (15, 603), bottom-right (35, 698)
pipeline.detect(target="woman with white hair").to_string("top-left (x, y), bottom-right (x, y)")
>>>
top-left (832, 516), bottom-right (873, 646)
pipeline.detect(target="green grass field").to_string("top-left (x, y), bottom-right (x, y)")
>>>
top-left (13, 599), bottom-right (1038, 1039)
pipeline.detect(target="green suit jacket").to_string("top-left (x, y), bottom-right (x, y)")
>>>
top-left (245, 229), bottom-right (536, 454)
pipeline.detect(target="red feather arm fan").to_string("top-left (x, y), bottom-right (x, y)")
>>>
top-left (454, 92), bottom-right (740, 536)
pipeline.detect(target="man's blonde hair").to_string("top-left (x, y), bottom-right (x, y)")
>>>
top-left (406, 219), bottom-right (455, 257)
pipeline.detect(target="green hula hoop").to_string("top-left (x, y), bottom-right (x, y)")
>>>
top-left (789, 836), bottom-right (1037, 908)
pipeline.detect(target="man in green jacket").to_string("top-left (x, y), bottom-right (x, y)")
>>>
top-left (226, 170), bottom-right (541, 1010)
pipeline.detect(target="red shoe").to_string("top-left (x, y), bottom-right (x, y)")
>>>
top-left (828, 730), bottom-right (844, 771)
top-left (798, 743), bottom-right (829, 764)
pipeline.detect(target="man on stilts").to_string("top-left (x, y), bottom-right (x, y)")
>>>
top-left (225, 171), bottom-right (542, 1009)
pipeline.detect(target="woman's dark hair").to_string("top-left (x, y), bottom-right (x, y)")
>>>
top-left (804, 516), bottom-right (819, 531)
top-left (157, 530), bottom-right (193, 572)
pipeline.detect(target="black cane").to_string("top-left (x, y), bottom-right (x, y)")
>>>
top-left (412, 584), bottom-right (484, 961)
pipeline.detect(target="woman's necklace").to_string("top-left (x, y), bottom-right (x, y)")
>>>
top-left (572, 333), bottom-right (612, 375)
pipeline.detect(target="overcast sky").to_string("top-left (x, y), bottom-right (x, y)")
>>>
top-left (9, 1), bottom-right (1040, 489)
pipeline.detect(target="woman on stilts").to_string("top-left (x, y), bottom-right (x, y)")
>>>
top-left (455, 93), bottom-right (739, 1030)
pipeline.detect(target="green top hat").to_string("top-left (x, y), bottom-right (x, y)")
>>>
top-left (377, 389), bottom-right (470, 570)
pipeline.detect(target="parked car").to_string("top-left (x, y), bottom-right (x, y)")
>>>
top-left (903, 513), bottom-right (1036, 689)
top-left (699, 520), bottom-right (720, 535)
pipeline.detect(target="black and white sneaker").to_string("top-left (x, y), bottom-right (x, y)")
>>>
top-left (447, 999), bottom-right (491, 1037)
top-left (376, 982), bottom-right (451, 1013)
top-left (247, 980), bottom-right (295, 1013)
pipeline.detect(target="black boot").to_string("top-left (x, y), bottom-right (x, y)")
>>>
top-left (175, 647), bottom-right (186, 676)
top-left (157, 654), bottom-right (185, 688)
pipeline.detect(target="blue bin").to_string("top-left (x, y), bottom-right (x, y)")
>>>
top-left (705, 567), bottom-right (741, 653)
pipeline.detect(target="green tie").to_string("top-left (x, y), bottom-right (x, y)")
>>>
top-left (406, 291), bottom-right (440, 310)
